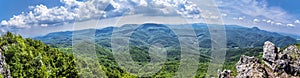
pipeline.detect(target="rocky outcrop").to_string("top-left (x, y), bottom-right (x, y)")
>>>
top-left (218, 70), bottom-right (234, 78)
top-left (263, 41), bottom-right (300, 76)
top-left (219, 41), bottom-right (300, 78)
top-left (236, 55), bottom-right (268, 78)
top-left (0, 46), bottom-right (11, 78)
top-left (263, 41), bottom-right (279, 70)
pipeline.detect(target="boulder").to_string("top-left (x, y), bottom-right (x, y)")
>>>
top-left (218, 41), bottom-right (300, 78)
top-left (261, 41), bottom-right (300, 77)
top-left (235, 55), bottom-right (268, 78)
top-left (263, 41), bottom-right (278, 69)
top-left (282, 45), bottom-right (300, 76)
top-left (218, 70), bottom-right (233, 78)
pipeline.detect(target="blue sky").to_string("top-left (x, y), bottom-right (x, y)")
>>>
top-left (267, 0), bottom-right (300, 18)
top-left (0, 0), bottom-right (299, 37)
top-left (0, 0), bottom-right (62, 21)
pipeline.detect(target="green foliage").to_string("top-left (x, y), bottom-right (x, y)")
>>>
top-left (296, 44), bottom-right (300, 50)
top-left (0, 32), bottom-right (78, 77)
top-left (0, 32), bottom-right (269, 78)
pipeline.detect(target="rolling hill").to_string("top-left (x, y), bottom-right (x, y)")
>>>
top-left (34, 23), bottom-right (297, 48)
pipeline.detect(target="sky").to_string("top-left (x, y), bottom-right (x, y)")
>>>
top-left (0, 0), bottom-right (299, 37)
top-left (0, 0), bottom-right (63, 21)
top-left (266, 0), bottom-right (300, 18)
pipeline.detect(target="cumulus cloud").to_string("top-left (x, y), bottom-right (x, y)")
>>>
top-left (266, 20), bottom-right (271, 23)
top-left (238, 17), bottom-right (244, 20)
top-left (275, 23), bottom-right (283, 26)
top-left (253, 19), bottom-right (260, 22)
top-left (1, 0), bottom-right (298, 29)
top-left (265, 20), bottom-right (275, 25)
top-left (221, 13), bottom-right (227, 17)
top-left (232, 17), bottom-right (244, 21)
top-left (217, 0), bottom-right (291, 21)
top-left (295, 20), bottom-right (300, 24)
top-left (216, 0), bottom-right (297, 27)
top-left (287, 24), bottom-right (295, 27)
top-left (1, 0), bottom-right (98, 28)
top-left (1, 0), bottom-right (202, 28)
top-left (232, 16), bottom-right (245, 21)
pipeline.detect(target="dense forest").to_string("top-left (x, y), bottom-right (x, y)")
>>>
top-left (0, 32), bottom-right (272, 77)
top-left (0, 32), bottom-right (78, 77)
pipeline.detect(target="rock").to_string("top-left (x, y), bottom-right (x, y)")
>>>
top-left (263, 41), bottom-right (300, 76)
top-left (282, 45), bottom-right (300, 76)
top-left (0, 47), bottom-right (11, 78)
top-left (263, 41), bottom-right (279, 69)
top-left (218, 70), bottom-right (233, 78)
top-left (235, 55), bottom-right (269, 78)
top-left (218, 41), bottom-right (300, 78)
top-left (283, 45), bottom-right (300, 54)
top-left (274, 59), bottom-right (289, 73)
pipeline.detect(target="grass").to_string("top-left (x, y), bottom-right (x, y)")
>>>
top-left (296, 44), bottom-right (300, 50)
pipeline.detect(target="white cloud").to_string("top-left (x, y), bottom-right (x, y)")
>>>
top-left (271, 22), bottom-right (275, 25)
top-left (266, 20), bottom-right (272, 23)
top-left (1, 3), bottom-right (81, 28)
top-left (1, 21), bottom-right (8, 26)
top-left (253, 19), bottom-right (260, 22)
top-left (217, 0), bottom-right (292, 22)
top-left (1, 0), bottom-right (202, 28)
top-left (216, 0), bottom-right (298, 27)
top-left (295, 20), bottom-right (300, 24)
top-left (232, 16), bottom-right (246, 21)
top-left (1, 0), bottom-right (299, 37)
top-left (233, 16), bottom-right (245, 21)
top-left (238, 17), bottom-right (245, 20)
top-left (287, 24), bottom-right (295, 27)
top-left (221, 13), bottom-right (227, 17)
top-left (275, 23), bottom-right (283, 26)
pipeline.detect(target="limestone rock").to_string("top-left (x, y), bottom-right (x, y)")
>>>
top-left (218, 41), bottom-right (300, 78)
top-left (0, 47), bottom-right (11, 78)
top-left (263, 41), bottom-right (300, 76)
top-left (282, 45), bottom-right (300, 76)
top-left (263, 41), bottom-right (278, 69)
top-left (218, 70), bottom-right (233, 78)
top-left (235, 55), bottom-right (268, 78)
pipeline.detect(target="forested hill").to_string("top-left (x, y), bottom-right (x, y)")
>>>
top-left (35, 23), bottom-right (297, 48)
top-left (0, 32), bottom-right (298, 77)
top-left (0, 32), bottom-right (78, 77)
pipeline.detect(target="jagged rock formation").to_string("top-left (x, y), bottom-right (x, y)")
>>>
top-left (263, 41), bottom-right (280, 69)
top-left (236, 55), bottom-right (268, 78)
top-left (218, 70), bottom-right (234, 78)
top-left (0, 46), bottom-right (11, 78)
top-left (263, 41), bottom-right (300, 76)
top-left (219, 41), bottom-right (300, 78)
top-left (281, 45), bottom-right (300, 75)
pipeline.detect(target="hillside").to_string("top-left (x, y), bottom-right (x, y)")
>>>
top-left (34, 23), bottom-right (297, 48)
top-left (1, 32), bottom-right (298, 77)
top-left (0, 32), bottom-right (267, 78)
top-left (0, 32), bottom-right (78, 77)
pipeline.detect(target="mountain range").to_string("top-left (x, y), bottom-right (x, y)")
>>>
top-left (34, 23), bottom-right (297, 48)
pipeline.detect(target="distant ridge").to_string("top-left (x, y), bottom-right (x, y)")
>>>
top-left (34, 23), bottom-right (297, 48)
